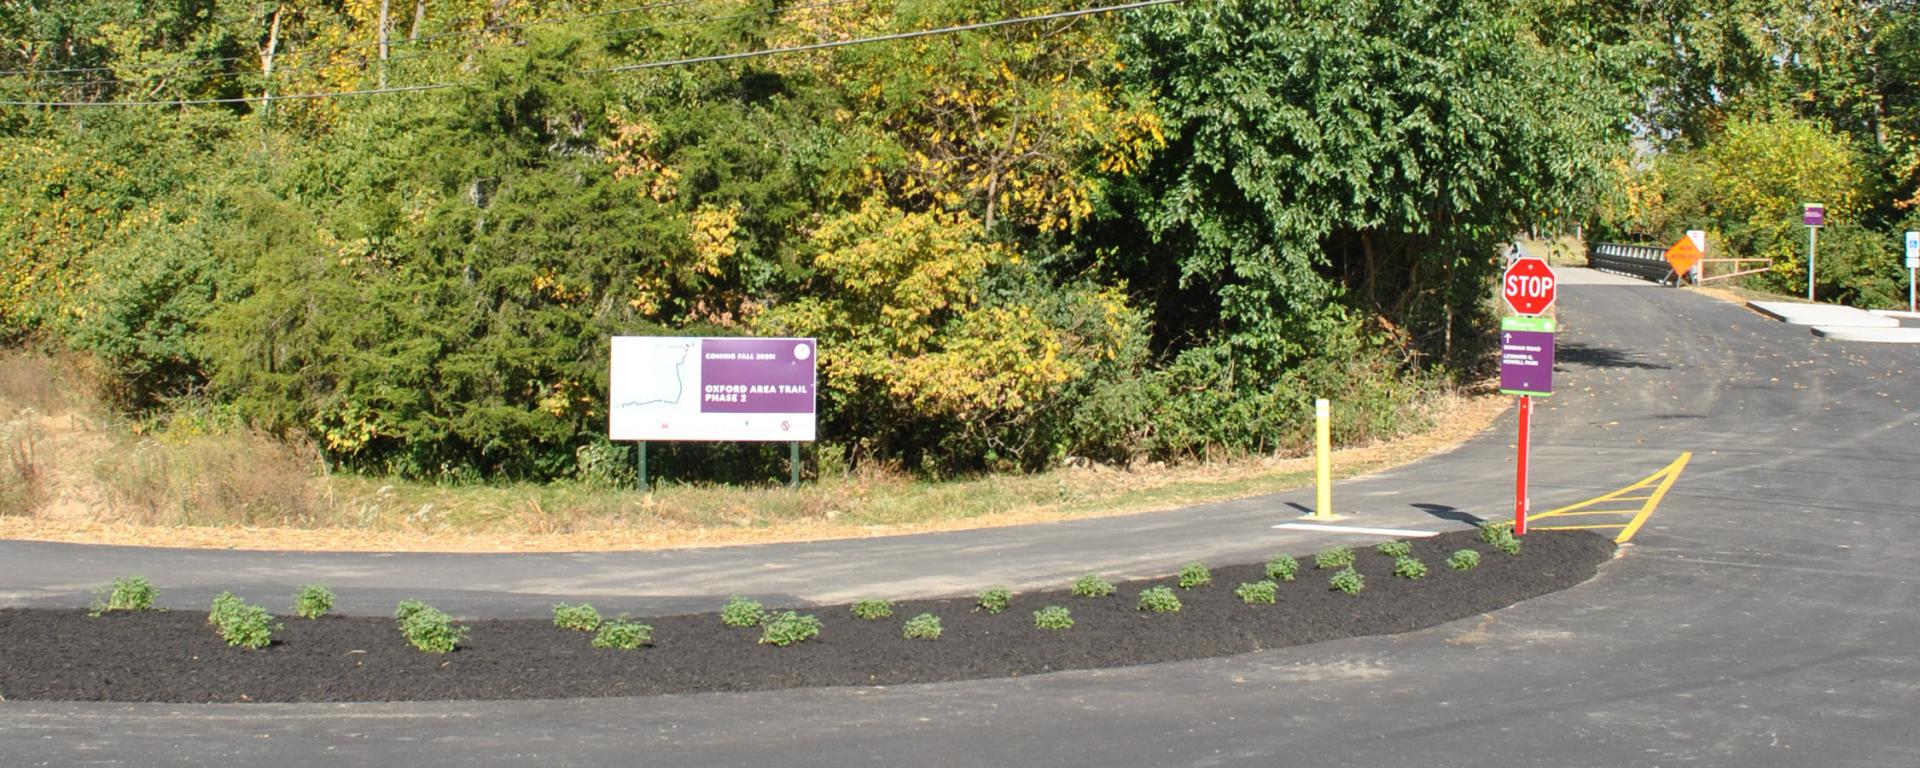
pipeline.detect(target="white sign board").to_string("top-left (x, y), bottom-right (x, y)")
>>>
top-left (609, 336), bottom-right (817, 442)
top-left (1906, 231), bottom-right (1918, 270)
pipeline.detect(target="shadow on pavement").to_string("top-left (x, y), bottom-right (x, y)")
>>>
top-left (1557, 341), bottom-right (1671, 370)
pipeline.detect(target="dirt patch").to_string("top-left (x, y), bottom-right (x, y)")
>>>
top-left (0, 530), bottom-right (1612, 703)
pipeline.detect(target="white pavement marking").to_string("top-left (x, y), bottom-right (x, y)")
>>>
top-left (1271, 523), bottom-right (1439, 537)
top-left (1809, 326), bottom-right (1920, 343)
top-left (1749, 301), bottom-right (1900, 327)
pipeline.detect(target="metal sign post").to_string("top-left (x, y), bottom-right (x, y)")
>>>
top-left (1500, 259), bottom-right (1557, 537)
top-left (1804, 203), bottom-right (1825, 301)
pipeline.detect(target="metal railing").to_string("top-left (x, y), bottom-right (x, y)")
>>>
top-left (1587, 242), bottom-right (1675, 282)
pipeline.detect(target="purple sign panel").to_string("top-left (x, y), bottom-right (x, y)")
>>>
top-left (700, 338), bottom-right (817, 414)
top-left (1803, 203), bottom-right (1825, 227)
top-left (1499, 330), bottom-right (1554, 396)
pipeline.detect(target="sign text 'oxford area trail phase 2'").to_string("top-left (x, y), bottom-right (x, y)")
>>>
top-left (608, 337), bottom-right (818, 442)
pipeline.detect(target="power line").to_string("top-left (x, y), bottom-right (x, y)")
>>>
top-left (602, 0), bottom-right (1178, 73)
top-left (0, 0), bottom-right (1182, 109)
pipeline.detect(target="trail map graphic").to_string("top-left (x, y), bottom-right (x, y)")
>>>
top-left (616, 342), bottom-right (692, 409)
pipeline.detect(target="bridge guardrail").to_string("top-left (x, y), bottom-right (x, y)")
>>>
top-left (1587, 242), bottom-right (1676, 283)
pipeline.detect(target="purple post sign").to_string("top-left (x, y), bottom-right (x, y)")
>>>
top-left (1803, 203), bottom-right (1825, 227)
top-left (1498, 317), bottom-right (1554, 397)
top-left (700, 338), bottom-right (817, 414)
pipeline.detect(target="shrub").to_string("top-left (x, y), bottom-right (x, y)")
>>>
top-left (1265, 554), bottom-right (1299, 582)
top-left (91, 576), bottom-right (158, 615)
top-left (1235, 580), bottom-right (1278, 604)
top-left (216, 600), bottom-right (279, 650)
top-left (207, 590), bottom-right (244, 626)
top-left (1495, 535), bottom-right (1522, 556)
top-left (293, 584), bottom-right (334, 620)
top-left (1393, 556), bottom-right (1429, 580)
top-left (976, 587), bottom-right (1011, 614)
top-left (1478, 521), bottom-right (1514, 544)
top-left (1315, 545), bottom-right (1355, 569)
top-left (721, 596), bottom-right (765, 628)
top-left (1137, 586), bottom-right (1182, 613)
top-left (1071, 573), bottom-right (1115, 598)
top-left (1329, 567), bottom-right (1366, 595)
top-left (1376, 540), bottom-right (1412, 557)
top-left (396, 601), bottom-right (467, 653)
top-left (1178, 561), bottom-right (1212, 589)
top-left (851, 598), bottom-right (894, 620)
top-left (1448, 549), bottom-right (1482, 570)
top-left (1032, 605), bottom-right (1074, 630)
top-left (553, 602), bottom-right (604, 632)
top-left (759, 611), bottom-right (823, 646)
top-left (592, 620), bottom-right (653, 649)
top-left (902, 613), bottom-right (943, 640)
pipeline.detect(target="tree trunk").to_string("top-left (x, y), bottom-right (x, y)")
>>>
top-left (260, 5), bottom-right (283, 110)
top-left (377, 0), bottom-right (392, 87)
top-left (409, 0), bottom-right (428, 42)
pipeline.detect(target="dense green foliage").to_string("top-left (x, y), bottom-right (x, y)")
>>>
top-left (293, 584), bottom-right (335, 620)
top-left (2, 0), bottom-right (1637, 483)
top-left (902, 612), bottom-right (943, 640)
top-left (592, 620), bottom-right (654, 649)
top-left (91, 575), bottom-right (157, 615)
top-left (758, 611), bottom-right (822, 646)
top-left (1580, 0), bottom-right (1920, 307)
top-left (1032, 605), bottom-right (1074, 630)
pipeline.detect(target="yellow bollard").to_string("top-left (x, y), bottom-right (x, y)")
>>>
top-left (1315, 398), bottom-right (1332, 519)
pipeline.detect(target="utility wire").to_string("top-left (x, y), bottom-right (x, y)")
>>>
top-left (0, 0), bottom-right (1181, 108)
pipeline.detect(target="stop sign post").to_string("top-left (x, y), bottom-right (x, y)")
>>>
top-left (1501, 257), bottom-right (1556, 536)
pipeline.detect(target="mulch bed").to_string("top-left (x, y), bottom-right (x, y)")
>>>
top-left (0, 530), bottom-right (1612, 703)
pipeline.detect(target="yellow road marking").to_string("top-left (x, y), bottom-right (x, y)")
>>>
top-left (1530, 453), bottom-right (1692, 543)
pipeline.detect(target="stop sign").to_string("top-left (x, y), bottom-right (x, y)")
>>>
top-left (1503, 257), bottom-right (1557, 316)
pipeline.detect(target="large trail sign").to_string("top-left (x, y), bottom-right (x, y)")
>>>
top-left (1498, 256), bottom-right (1556, 538)
top-left (608, 337), bottom-right (818, 442)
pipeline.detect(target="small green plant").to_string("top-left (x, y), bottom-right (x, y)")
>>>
top-left (851, 598), bottom-right (894, 620)
top-left (1177, 561), bottom-right (1212, 589)
top-left (759, 611), bottom-right (823, 646)
top-left (1032, 605), bottom-right (1074, 630)
top-left (721, 595), bottom-right (766, 628)
top-left (216, 600), bottom-right (279, 650)
top-left (292, 584), bottom-right (334, 620)
top-left (1329, 567), bottom-right (1366, 595)
top-left (1393, 556), bottom-right (1429, 580)
top-left (1235, 580), bottom-right (1278, 604)
top-left (207, 591), bottom-right (245, 627)
top-left (1495, 535), bottom-right (1522, 556)
top-left (393, 599), bottom-right (431, 624)
top-left (1376, 539), bottom-right (1412, 558)
top-left (90, 576), bottom-right (157, 615)
top-left (1265, 554), bottom-right (1299, 582)
top-left (1478, 520), bottom-right (1514, 544)
top-left (902, 613), bottom-right (943, 640)
top-left (1137, 586), bottom-right (1182, 613)
top-left (592, 620), bottom-right (653, 649)
top-left (1315, 545), bottom-right (1355, 569)
top-left (553, 602), bottom-right (604, 632)
top-left (1071, 573), bottom-right (1115, 598)
top-left (976, 587), bottom-right (1011, 614)
top-left (1448, 549), bottom-right (1482, 570)
top-left (396, 601), bottom-right (468, 653)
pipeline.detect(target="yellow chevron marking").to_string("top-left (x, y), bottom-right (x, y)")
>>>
top-left (1530, 453), bottom-right (1691, 544)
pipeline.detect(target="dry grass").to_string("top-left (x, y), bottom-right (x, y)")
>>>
top-left (0, 376), bottom-right (1511, 552)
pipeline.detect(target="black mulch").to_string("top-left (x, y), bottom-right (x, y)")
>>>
top-left (0, 530), bottom-right (1612, 703)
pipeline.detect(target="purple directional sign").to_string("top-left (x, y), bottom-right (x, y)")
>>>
top-left (1803, 203), bottom-right (1826, 227)
top-left (1499, 317), bottom-right (1554, 397)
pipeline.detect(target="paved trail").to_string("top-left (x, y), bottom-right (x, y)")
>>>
top-left (4, 268), bottom-right (1917, 767)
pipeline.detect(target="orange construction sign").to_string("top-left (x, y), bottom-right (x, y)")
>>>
top-left (1664, 236), bottom-right (1703, 279)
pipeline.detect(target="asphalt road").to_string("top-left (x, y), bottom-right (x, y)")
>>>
top-left (4, 268), bottom-right (1917, 767)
